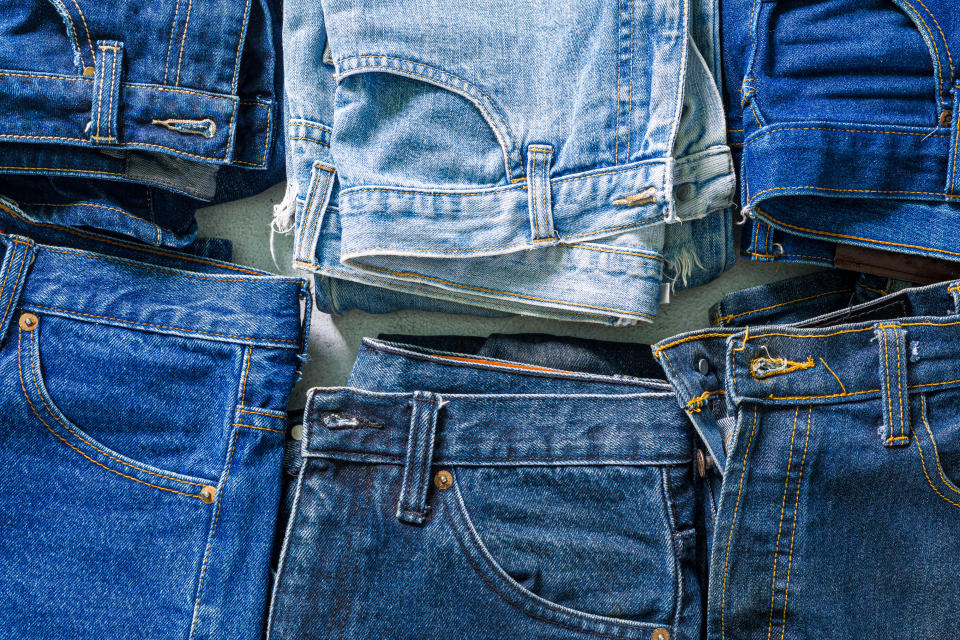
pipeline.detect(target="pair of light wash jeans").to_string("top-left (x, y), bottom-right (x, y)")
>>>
top-left (0, 203), bottom-right (310, 640)
top-left (269, 272), bottom-right (960, 639)
top-left (280, 0), bottom-right (736, 324)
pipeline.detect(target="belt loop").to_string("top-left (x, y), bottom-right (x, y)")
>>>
top-left (295, 278), bottom-right (313, 382)
top-left (876, 322), bottom-right (911, 448)
top-left (90, 40), bottom-right (124, 146)
top-left (292, 162), bottom-right (337, 267)
top-left (0, 235), bottom-right (37, 347)
top-left (946, 84), bottom-right (960, 196)
top-left (948, 280), bottom-right (960, 314)
top-left (526, 144), bottom-right (556, 242)
top-left (396, 391), bottom-right (444, 525)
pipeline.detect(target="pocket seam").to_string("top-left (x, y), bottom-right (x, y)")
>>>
top-left (441, 468), bottom-right (667, 639)
top-left (915, 394), bottom-right (960, 508)
top-left (17, 321), bottom-right (215, 499)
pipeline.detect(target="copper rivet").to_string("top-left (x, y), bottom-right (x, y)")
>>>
top-left (653, 629), bottom-right (670, 640)
top-left (82, 66), bottom-right (95, 78)
top-left (940, 110), bottom-right (953, 128)
top-left (199, 486), bottom-right (216, 504)
top-left (434, 470), bottom-right (453, 490)
top-left (19, 313), bottom-right (38, 332)
top-left (696, 450), bottom-right (707, 478)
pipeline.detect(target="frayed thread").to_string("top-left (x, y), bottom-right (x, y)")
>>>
top-left (750, 355), bottom-right (815, 379)
top-left (666, 247), bottom-right (704, 289)
top-left (270, 181), bottom-right (298, 268)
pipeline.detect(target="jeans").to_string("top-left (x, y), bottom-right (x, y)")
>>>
top-left (281, 0), bottom-right (736, 324)
top-left (0, 216), bottom-right (309, 640)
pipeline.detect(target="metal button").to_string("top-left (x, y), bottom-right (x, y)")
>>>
top-left (434, 470), bottom-right (453, 490)
top-left (940, 110), bottom-right (953, 128)
top-left (19, 312), bottom-right (39, 332)
top-left (675, 183), bottom-right (694, 202)
top-left (290, 423), bottom-right (303, 441)
top-left (697, 358), bottom-right (710, 375)
top-left (696, 450), bottom-right (714, 478)
top-left (653, 628), bottom-right (670, 640)
top-left (199, 485), bottom-right (217, 504)
top-left (82, 66), bottom-right (95, 78)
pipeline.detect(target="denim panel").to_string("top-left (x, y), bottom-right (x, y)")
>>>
top-left (285, 0), bottom-right (736, 324)
top-left (269, 338), bottom-right (708, 639)
top-left (0, 0), bottom-right (284, 245)
top-left (653, 278), bottom-right (960, 639)
top-left (0, 225), bottom-right (306, 639)
top-left (726, 0), bottom-right (960, 266)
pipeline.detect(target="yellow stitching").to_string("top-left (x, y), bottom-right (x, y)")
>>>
top-left (0, 164), bottom-right (123, 177)
top-left (856, 282), bottom-right (887, 297)
top-left (914, 429), bottom-right (960, 509)
top-left (913, 0), bottom-right (953, 76)
top-left (237, 408), bottom-right (286, 419)
top-left (234, 423), bottom-right (284, 434)
top-left (653, 333), bottom-right (732, 357)
top-left (818, 358), bottom-right (846, 394)
top-left (0, 242), bottom-right (21, 327)
top-left (900, 0), bottom-right (945, 90)
top-left (343, 260), bottom-right (656, 318)
top-left (767, 407), bottom-right (800, 640)
top-left (750, 356), bottom-right (815, 379)
top-left (768, 389), bottom-right (878, 401)
top-left (95, 45), bottom-right (104, 140)
top-left (779, 407), bottom-right (811, 639)
top-left (0, 71), bottom-right (88, 81)
top-left (290, 120), bottom-right (332, 132)
top-left (50, 0), bottom-right (85, 67)
top-left (175, 0), bottom-right (192, 86)
top-left (721, 405), bottom-right (760, 640)
top-left (233, 101), bottom-right (272, 166)
top-left (886, 436), bottom-right (910, 443)
top-left (20, 327), bottom-right (205, 493)
top-left (530, 150), bottom-right (540, 239)
top-left (241, 347), bottom-right (252, 404)
top-left (350, 239), bottom-right (664, 261)
top-left (920, 395), bottom-right (960, 496)
top-left (716, 289), bottom-right (853, 324)
top-left (108, 45), bottom-right (117, 139)
top-left (685, 389), bottom-right (725, 413)
top-left (627, 0), bottom-right (633, 157)
top-left (615, 0), bottom-right (622, 163)
top-left (893, 329), bottom-right (905, 437)
top-left (881, 329), bottom-right (894, 437)
top-left (31, 304), bottom-right (297, 344)
top-left (231, 0), bottom-right (253, 89)
top-left (0, 134), bottom-right (229, 162)
top-left (0, 245), bottom-right (27, 328)
top-left (68, 0), bottom-right (95, 62)
top-left (749, 102), bottom-right (763, 127)
top-left (953, 92), bottom-right (960, 194)
top-left (747, 126), bottom-right (950, 147)
top-left (751, 185), bottom-right (956, 203)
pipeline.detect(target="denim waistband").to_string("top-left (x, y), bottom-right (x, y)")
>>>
top-left (0, 231), bottom-right (308, 352)
top-left (652, 278), bottom-right (960, 470)
top-left (303, 336), bottom-right (693, 466)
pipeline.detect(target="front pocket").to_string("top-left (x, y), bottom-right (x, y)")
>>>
top-left (440, 466), bottom-right (684, 637)
top-left (16, 315), bottom-right (218, 501)
top-left (914, 392), bottom-right (960, 509)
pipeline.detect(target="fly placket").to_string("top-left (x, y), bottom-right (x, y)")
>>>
top-left (876, 322), bottom-right (911, 448)
top-left (396, 391), bottom-right (444, 525)
top-left (0, 235), bottom-right (37, 348)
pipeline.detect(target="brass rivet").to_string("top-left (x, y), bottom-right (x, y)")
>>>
top-left (653, 629), bottom-right (671, 640)
top-left (696, 450), bottom-right (707, 478)
top-left (19, 313), bottom-right (38, 332)
top-left (82, 66), bottom-right (95, 78)
top-left (199, 486), bottom-right (216, 504)
top-left (940, 110), bottom-right (953, 128)
top-left (434, 470), bottom-right (453, 490)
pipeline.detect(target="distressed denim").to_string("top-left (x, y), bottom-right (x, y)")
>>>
top-left (0, 212), bottom-right (309, 639)
top-left (722, 0), bottom-right (960, 267)
top-left (654, 276), bottom-right (960, 639)
top-left (0, 0), bottom-right (283, 247)
top-left (268, 335), bottom-right (708, 639)
top-left (280, 0), bottom-right (736, 324)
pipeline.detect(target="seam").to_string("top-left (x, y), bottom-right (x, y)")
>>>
top-left (289, 120), bottom-right (333, 132)
top-left (289, 136), bottom-right (330, 146)
top-left (175, 0), bottom-right (192, 85)
top-left (0, 243), bottom-right (25, 331)
top-left (686, 389), bottom-right (725, 413)
top-left (716, 289), bottom-right (854, 324)
top-left (241, 348), bottom-right (252, 404)
top-left (915, 427), bottom-right (960, 509)
top-left (234, 423), bottom-right (283, 434)
top-left (108, 44), bottom-right (117, 140)
top-left (920, 394), bottom-right (960, 496)
top-left (68, 0), bottom-right (95, 62)
top-left (231, 0), bottom-right (253, 90)
top-left (531, 149), bottom-right (540, 239)
top-left (344, 260), bottom-right (656, 318)
top-left (818, 358), bottom-right (846, 394)
top-left (893, 329), bottom-right (905, 437)
top-left (746, 126), bottom-right (950, 147)
top-left (750, 185), bottom-right (956, 204)
top-left (0, 133), bottom-right (231, 163)
top-left (615, 0), bottom-right (622, 164)
top-left (913, 0), bottom-right (953, 77)
top-left (627, 0), bottom-right (633, 159)
top-left (953, 93), bottom-right (960, 195)
top-left (721, 405), bottom-right (760, 640)
top-left (19, 327), bottom-right (204, 496)
top-left (237, 407), bottom-right (286, 419)
top-left (163, 0), bottom-right (181, 83)
top-left (95, 44), bottom-right (104, 140)
top-left (653, 333), bottom-right (732, 357)
top-left (767, 407), bottom-right (801, 640)
top-left (778, 407), bottom-right (811, 639)
top-left (31, 304), bottom-right (297, 345)
top-left (49, 0), bottom-right (85, 67)
top-left (881, 329), bottom-right (894, 438)
top-left (0, 165), bottom-right (123, 177)
top-left (754, 205), bottom-right (960, 259)
top-left (232, 96), bottom-right (272, 168)
top-left (900, 0), bottom-right (944, 92)
top-left (350, 238), bottom-right (665, 260)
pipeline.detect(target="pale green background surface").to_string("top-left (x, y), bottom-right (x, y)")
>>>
top-left (198, 183), bottom-right (818, 402)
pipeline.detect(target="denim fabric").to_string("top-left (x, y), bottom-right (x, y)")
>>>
top-left (723, 0), bottom-right (960, 266)
top-left (268, 336), bottom-right (709, 639)
top-left (654, 277), bottom-right (960, 639)
top-left (0, 0), bottom-right (284, 246)
top-left (281, 0), bottom-right (736, 324)
top-left (0, 223), bottom-right (308, 639)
